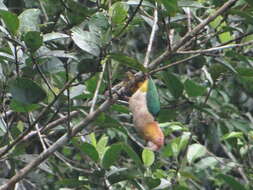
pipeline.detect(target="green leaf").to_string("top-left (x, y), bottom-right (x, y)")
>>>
top-left (43, 32), bottom-right (69, 42)
top-left (86, 73), bottom-right (106, 94)
top-left (178, 132), bottom-right (191, 152)
top-left (187, 144), bottom-right (206, 164)
top-left (184, 79), bottom-right (206, 97)
top-left (77, 59), bottom-right (101, 74)
top-left (174, 185), bottom-right (190, 190)
top-left (65, 0), bottom-right (94, 25)
top-left (245, 0), bottom-right (253, 7)
top-left (10, 100), bottom-right (40, 112)
top-left (222, 132), bottom-right (243, 140)
top-left (217, 174), bottom-right (247, 190)
top-left (142, 149), bottom-right (155, 167)
top-left (147, 78), bottom-right (160, 117)
top-left (89, 12), bottom-right (109, 31)
top-left (162, 71), bottom-right (183, 98)
top-left (111, 104), bottom-right (129, 114)
top-left (0, 10), bottom-right (19, 35)
top-left (178, 1), bottom-right (204, 8)
top-left (236, 67), bottom-right (253, 77)
top-left (210, 15), bottom-right (233, 43)
top-left (109, 53), bottom-right (147, 72)
top-left (144, 177), bottom-right (160, 189)
top-left (9, 78), bottom-right (47, 104)
top-left (159, 122), bottom-right (185, 130)
top-left (68, 85), bottom-right (86, 99)
top-left (102, 142), bottom-right (142, 169)
top-left (109, 2), bottom-right (129, 25)
top-left (159, 122), bottom-right (187, 136)
top-left (24, 31), bottom-right (43, 52)
top-left (157, 109), bottom-right (178, 122)
top-left (161, 143), bottom-right (173, 158)
top-left (79, 143), bottom-right (99, 162)
top-left (196, 157), bottom-right (219, 170)
top-left (108, 168), bottom-right (142, 184)
top-left (102, 143), bottom-right (122, 169)
top-left (96, 135), bottom-right (109, 159)
top-left (18, 8), bottom-right (41, 33)
top-left (88, 13), bottom-right (110, 44)
top-left (160, 0), bottom-right (179, 16)
top-left (218, 58), bottom-right (237, 74)
top-left (219, 30), bottom-right (233, 44)
top-left (122, 143), bottom-right (143, 168)
top-left (56, 179), bottom-right (87, 187)
top-left (162, 132), bottom-right (190, 158)
top-left (180, 171), bottom-right (200, 184)
top-left (89, 133), bottom-right (97, 147)
top-left (71, 27), bottom-right (101, 56)
top-left (209, 64), bottom-right (228, 80)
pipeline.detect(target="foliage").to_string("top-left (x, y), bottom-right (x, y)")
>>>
top-left (0, 0), bottom-right (253, 189)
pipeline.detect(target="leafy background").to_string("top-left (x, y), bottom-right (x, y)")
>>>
top-left (0, 0), bottom-right (253, 189)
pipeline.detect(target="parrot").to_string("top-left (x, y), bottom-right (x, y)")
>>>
top-left (129, 79), bottom-right (164, 151)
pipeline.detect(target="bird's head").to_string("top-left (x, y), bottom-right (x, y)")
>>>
top-left (143, 122), bottom-right (164, 151)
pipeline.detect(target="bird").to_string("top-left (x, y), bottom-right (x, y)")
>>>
top-left (129, 79), bottom-right (164, 151)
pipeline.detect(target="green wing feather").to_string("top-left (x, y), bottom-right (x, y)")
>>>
top-left (146, 78), bottom-right (160, 117)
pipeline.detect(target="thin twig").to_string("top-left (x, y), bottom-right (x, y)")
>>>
top-left (220, 31), bottom-right (253, 46)
top-left (149, 54), bottom-right (200, 75)
top-left (106, 61), bottom-right (113, 99)
top-left (143, 2), bottom-right (158, 68)
top-left (32, 54), bottom-right (57, 98)
top-left (21, 111), bottom-right (80, 143)
top-left (42, 111), bottom-right (81, 133)
top-left (123, 123), bottom-right (145, 149)
top-left (177, 40), bottom-right (253, 54)
top-left (203, 84), bottom-right (215, 105)
top-left (38, 0), bottom-right (49, 22)
top-left (35, 124), bottom-right (47, 151)
top-left (162, 17), bottom-right (171, 51)
top-left (107, 0), bottom-right (113, 99)
top-left (14, 45), bottom-right (19, 77)
top-left (44, 139), bottom-right (93, 173)
top-left (89, 64), bottom-right (106, 113)
top-left (185, 7), bottom-right (192, 32)
top-left (64, 61), bottom-right (71, 137)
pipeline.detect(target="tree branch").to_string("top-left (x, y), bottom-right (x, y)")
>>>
top-left (90, 64), bottom-right (106, 113)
